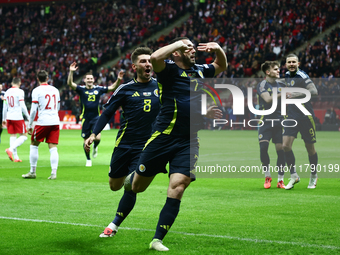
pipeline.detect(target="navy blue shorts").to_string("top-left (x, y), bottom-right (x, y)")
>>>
top-left (81, 116), bottom-right (99, 139)
top-left (283, 116), bottom-right (316, 143)
top-left (136, 132), bottom-right (199, 180)
top-left (109, 147), bottom-right (141, 179)
top-left (258, 121), bottom-right (283, 144)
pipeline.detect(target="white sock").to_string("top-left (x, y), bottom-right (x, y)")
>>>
top-left (278, 175), bottom-right (284, 182)
top-left (30, 145), bottom-right (39, 173)
top-left (13, 148), bottom-right (20, 160)
top-left (108, 222), bottom-right (118, 230)
top-left (50, 147), bottom-right (58, 175)
top-left (11, 135), bottom-right (27, 150)
top-left (9, 137), bottom-right (16, 151)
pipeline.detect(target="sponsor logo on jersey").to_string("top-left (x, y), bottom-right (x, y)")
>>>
top-left (143, 92), bottom-right (152, 96)
top-left (132, 92), bottom-right (140, 97)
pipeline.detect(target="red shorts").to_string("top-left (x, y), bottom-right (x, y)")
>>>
top-left (7, 120), bottom-right (27, 134)
top-left (31, 125), bottom-right (60, 144)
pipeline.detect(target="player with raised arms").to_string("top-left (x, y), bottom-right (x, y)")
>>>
top-left (67, 64), bottom-right (124, 166)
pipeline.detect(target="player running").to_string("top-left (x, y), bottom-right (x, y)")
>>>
top-left (125, 37), bottom-right (226, 251)
top-left (2, 77), bottom-right (29, 162)
top-left (67, 64), bottom-right (124, 166)
top-left (84, 47), bottom-right (160, 237)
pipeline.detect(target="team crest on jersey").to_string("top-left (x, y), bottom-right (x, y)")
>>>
top-left (154, 89), bottom-right (159, 97)
top-left (198, 70), bottom-right (204, 78)
top-left (139, 164), bottom-right (146, 172)
top-left (82, 133), bottom-right (85, 138)
top-left (278, 87), bottom-right (282, 92)
top-left (143, 92), bottom-right (152, 96)
top-left (94, 90), bottom-right (98, 95)
top-left (259, 134), bottom-right (263, 139)
top-left (290, 80), bottom-right (295, 86)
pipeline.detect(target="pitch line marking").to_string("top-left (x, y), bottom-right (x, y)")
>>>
top-left (0, 216), bottom-right (339, 250)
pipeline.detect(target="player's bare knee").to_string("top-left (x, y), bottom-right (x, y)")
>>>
top-left (109, 178), bottom-right (124, 191)
top-left (282, 144), bottom-right (291, 152)
top-left (305, 143), bottom-right (316, 156)
top-left (131, 183), bottom-right (146, 193)
top-left (109, 183), bottom-right (122, 191)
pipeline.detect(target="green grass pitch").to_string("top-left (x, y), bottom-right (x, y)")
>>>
top-left (0, 129), bottom-right (339, 254)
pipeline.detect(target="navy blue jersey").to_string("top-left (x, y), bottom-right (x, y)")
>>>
top-left (76, 85), bottom-right (108, 120)
top-left (285, 69), bottom-right (315, 119)
top-left (94, 78), bottom-right (160, 149)
top-left (256, 80), bottom-right (284, 120)
top-left (154, 60), bottom-right (215, 136)
top-left (0, 91), bottom-right (4, 116)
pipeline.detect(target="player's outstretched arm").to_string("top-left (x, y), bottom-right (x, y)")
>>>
top-left (67, 62), bottom-right (78, 90)
top-left (151, 40), bottom-right (192, 73)
top-left (197, 42), bottom-right (228, 76)
top-left (108, 70), bottom-right (125, 92)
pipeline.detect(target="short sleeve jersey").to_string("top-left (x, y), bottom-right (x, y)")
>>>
top-left (76, 85), bottom-right (108, 120)
top-left (154, 60), bottom-right (215, 136)
top-left (256, 80), bottom-right (284, 120)
top-left (31, 84), bottom-right (60, 125)
top-left (101, 78), bottom-right (160, 149)
top-left (285, 69), bottom-right (315, 119)
top-left (3, 87), bottom-right (25, 120)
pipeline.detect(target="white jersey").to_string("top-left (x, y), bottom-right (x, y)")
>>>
top-left (31, 84), bottom-right (60, 126)
top-left (3, 87), bottom-right (26, 120)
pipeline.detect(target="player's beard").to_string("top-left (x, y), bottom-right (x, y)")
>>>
top-left (181, 53), bottom-right (195, 68)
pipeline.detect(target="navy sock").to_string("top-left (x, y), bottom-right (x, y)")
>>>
top-left (153, 197), bottom-right (181, 240)
top-left (285, 150), bottom-right (296, 174)
top-left (94, 140), bottom-right (100, 148)
top-left (260, 142), bottom-right (270, 175)
top-left (276, 149), bottom-right (285, 176)
top-left (83, 143), bottom-right (90, 160)
top-left (112, 190), bottom-right (136, 226)
top-left (309, 152), bottom-right (318, 175)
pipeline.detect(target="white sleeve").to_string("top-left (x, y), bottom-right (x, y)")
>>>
top-left (29, 103), bottom-right (38, 128)
top-left (20, 100), bottom-right (29, 120)
top-left (2, 100), bottom-right (7, 121)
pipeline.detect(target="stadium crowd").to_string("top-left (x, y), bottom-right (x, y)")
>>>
top-left (0, 0), bottom-right (193, 105)
top-left (1, 0), bottom-right (340, 112)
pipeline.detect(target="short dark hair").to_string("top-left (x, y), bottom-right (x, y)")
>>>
top-left (261, 61), bottom-right (280, 74)
top-left (286, 53), bottom-right (299, 61)
top-left (169, 37), bottom-right (189, 45)
top-left (37, 70), bottom-right (48, 82)
top-left (12, 77), bottom-right (21, 85)
top-left (84, 71), bottom-right (93, 77)
top-left (131, 47), bottom-right (153, 64)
